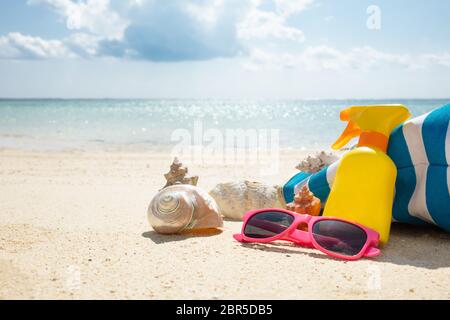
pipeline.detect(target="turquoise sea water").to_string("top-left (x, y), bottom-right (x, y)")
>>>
top-left (0, 99), bottom-right (447, 151)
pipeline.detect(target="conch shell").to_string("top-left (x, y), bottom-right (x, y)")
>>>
top-left (209, 180), bottom-right (284, 220)
top-left (148, 185), bottom-right (223, 234)
top-left (286, 186), bottom-right (321, 216)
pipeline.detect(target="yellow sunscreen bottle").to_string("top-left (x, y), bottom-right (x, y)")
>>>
top-left (323, 105), bottom-right (411, 245)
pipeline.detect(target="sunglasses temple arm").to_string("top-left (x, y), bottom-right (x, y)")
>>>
top-left (364, 246), bottom-right (381, 258)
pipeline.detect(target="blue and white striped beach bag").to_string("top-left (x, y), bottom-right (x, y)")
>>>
top-left (282, 104), bottom-right (450, 232)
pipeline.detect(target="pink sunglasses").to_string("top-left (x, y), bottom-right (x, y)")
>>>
top-left (233, 209), bottom-right (381, 261)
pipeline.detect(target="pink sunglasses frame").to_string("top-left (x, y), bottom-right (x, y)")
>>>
top-left (233, 208), bottom-right (381, 261)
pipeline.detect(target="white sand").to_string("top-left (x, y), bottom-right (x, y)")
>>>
top-left (0, 149), bottom-right (449, 299)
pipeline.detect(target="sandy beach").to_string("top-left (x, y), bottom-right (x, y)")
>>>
top-left (0, 148), bottom-right (449, 300)
top-left (1, 0), bottom-right (449, 303)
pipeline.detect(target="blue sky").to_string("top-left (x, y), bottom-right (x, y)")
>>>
top-left (0, 0), bottom-right (449, 98)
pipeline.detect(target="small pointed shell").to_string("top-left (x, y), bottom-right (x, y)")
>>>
top-left (148, 185), bottom-right (223, 234)
top-left (209, 180), bottom-right (284, 220)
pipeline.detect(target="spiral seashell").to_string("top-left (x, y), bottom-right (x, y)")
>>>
top-left (209, 180), bottom-right (284, 220)
top-left (148, 185), bottom-right (223, 234)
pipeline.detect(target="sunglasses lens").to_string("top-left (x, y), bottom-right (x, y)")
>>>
top-left (312, 220), bottom-right (368, 257)
top-left (244, 211), bottom-right (294, 239)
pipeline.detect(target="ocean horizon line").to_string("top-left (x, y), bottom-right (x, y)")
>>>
top-left (0, 99), bottom-right (444, 151)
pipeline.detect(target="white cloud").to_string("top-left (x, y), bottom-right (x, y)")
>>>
top-left (237, 0), bottom-right (309, 42)
top-left (274, 0), bottom-right (314, 17)
top-left (65, 33), bottom-right (101, 56)
top-left (420, 53), bottom-right (450, 68)
top-left (298, 45), bottom-right (401, 71)
top-left (28, 0), bottom-right (128, 40)
top-left (242, 47), bottom-right (297, 70)
top-left (243, 46), bottom-right (450, 71)
top-left (0, 32), bottom-right (104, 60)
top-left (5, 0), bottom-right (450, 70)
top-left (183, 0), bottom-right (226, 27)
top-left (237, 9), bottom-right (305, 42)
top-left (20, 0), bottom-right (310, 60)
top-left (127, 0), bottom-right (144, 8)
top-left (0, 32), bottom-right (75, 59)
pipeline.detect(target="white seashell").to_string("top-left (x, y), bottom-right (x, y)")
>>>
top-left (209, 180), bottom-right (284, 220)
top-left (295, 151), bottom-right (339, 173)
top-left (148, 185), bottom-right (223, 234)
